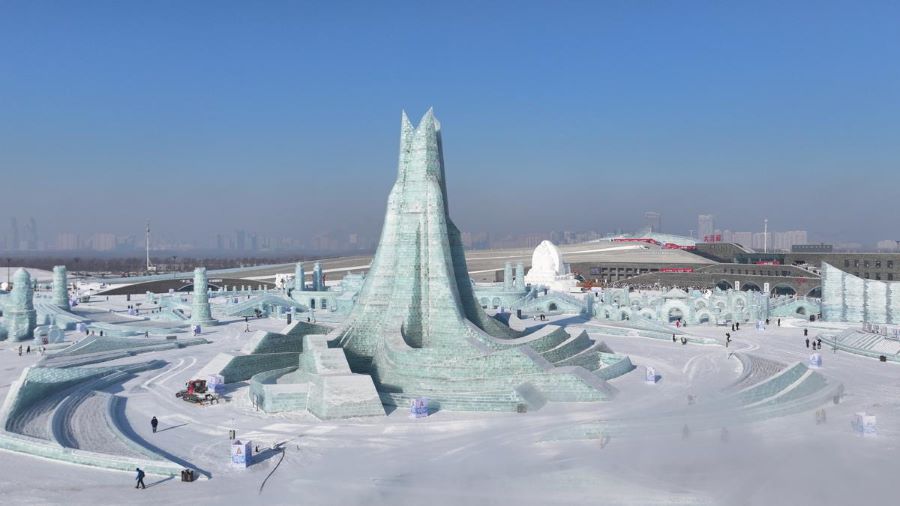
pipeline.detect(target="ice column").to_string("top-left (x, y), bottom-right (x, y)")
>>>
top-left (514, 262), bottom-right (525, 290)
top-left (844, 272), bottom-right (865, 322)
top-left (503, 262), bottom-right (513, 291)
top-left (295, 262), bottom-right (306, 292)
top-left (190, 267), bottom-right (217, 326)
top-left (5, 269), bottom-right (37, 341)
top-left (821, 263), bottom-right (845, 321)
top-left (313, 262), bottom-right (323, 291)
top-left (52, 265), bottom-right (69, 310)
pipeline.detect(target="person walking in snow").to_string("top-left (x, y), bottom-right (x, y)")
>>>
top-left (151, 416), bottom-right (158, 433)
top-left (135, 467), bottom-right (146, 489)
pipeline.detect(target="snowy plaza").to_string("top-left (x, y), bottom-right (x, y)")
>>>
top-left (1, 110), bottom-right (899, 505)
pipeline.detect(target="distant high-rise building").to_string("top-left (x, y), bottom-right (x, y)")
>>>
top-left (235, 229), bottom-right (247, 251)
top-left (698, 214), bottom-right (715, 242)
top-left (876, 240), bottom-right (900, 252)
top-left (216, 234), bottom-right (224, 250)
top-left (751, 232), bottom-right (771, 251)
top-left (461, 231), bottom-right (489, 249)
top-left (644, 211), bottom-right (661, 233)
top-left (9, 217), bottom-right (19, 251)
top-left (771, 230), bottom-right (808, 252)
top-left (732, 231), bottom-right (753, 248)
top-left (90, 233), bottom-right (117, 251)
top-left (23, 217), bottom-right (38, 250)
top-left (56, 232), bottom-right (80, 251)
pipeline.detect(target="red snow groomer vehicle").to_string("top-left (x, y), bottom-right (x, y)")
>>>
top-left (176, 379), bottom-right (219, 405)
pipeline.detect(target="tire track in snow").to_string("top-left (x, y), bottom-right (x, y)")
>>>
top-left (141, 358), bottom-right (184, 390)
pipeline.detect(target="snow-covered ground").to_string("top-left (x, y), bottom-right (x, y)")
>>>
top-left (0, 296), bottom-right (897, 505)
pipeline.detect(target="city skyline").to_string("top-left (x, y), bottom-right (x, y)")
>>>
top-left (2, 2), bottom-right (899, 247)
top-left (1, 212), bottom-right (889, 255)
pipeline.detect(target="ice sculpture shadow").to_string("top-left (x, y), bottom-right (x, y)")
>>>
top-left (113, 397), bottom-right (212, 479)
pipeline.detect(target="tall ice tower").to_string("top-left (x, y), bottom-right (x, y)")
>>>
top-left (332, 109), bottom-right (628, 411)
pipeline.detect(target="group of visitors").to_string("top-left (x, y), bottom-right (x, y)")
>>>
top-left (16, 344), bottom-right (45, 356)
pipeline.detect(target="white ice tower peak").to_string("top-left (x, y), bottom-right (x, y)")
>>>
top-left (525, 240), bottom-right (580, 293)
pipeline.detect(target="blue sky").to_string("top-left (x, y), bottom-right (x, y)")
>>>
top-left (1, 1), bottom-right (898, 244)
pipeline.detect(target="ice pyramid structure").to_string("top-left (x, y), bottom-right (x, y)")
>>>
top-left (332, 110), bottom-right (631, 411)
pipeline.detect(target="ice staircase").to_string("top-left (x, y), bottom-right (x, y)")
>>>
top-left (726, 354), bottom-right (787, 392)
top-left (585, 321), bottom-right (718, 345)
top-left (34, 301), bottom-right (91, 330)
top-left (819, 329), bottom-right (900, 361)
top-left (42, 336), bottom-right (208, 368)
top-left (543, 359), bottom-right (834, 442)
top-left (222, 294), bottom-right (306, 317)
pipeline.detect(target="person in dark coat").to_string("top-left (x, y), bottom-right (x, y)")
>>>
top-left (151, 416), bottom-right (159, 433)
top-left (135, 468), bottom-right (146, 489)
top-left (805, 338), bottom-right (810, 348)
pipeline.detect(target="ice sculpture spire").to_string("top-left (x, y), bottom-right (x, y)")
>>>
top-left (341, 109), bottom-right (515, 357)
top-left (332, 110), bottom-right (622, 412)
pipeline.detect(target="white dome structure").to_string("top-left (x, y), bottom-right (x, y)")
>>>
top-left (525, 240), bottom-right (580, 292)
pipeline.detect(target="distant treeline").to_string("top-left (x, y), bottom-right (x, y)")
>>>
top-left (0, 247), bottom-right (377, 276)
top-left (0, 255), bottom-right (328, 276)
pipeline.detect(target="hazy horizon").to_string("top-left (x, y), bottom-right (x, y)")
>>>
top-left (2, 1), bottom-right (898, 246)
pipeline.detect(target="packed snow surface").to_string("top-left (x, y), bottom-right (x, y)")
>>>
top-left (0, 295), bottom-right (897, 505)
